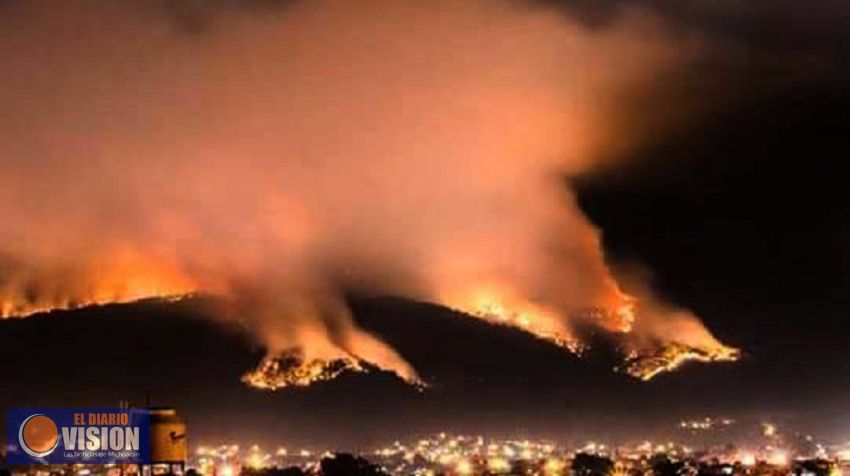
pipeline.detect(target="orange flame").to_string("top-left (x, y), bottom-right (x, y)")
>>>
top-left (0, 249), bottom-right (197, 318)
top-left (242, 353), bottom-right (364, 390)
top-left (438, 284), bottom-right (584, 354)
top-left (0, 0), bottom-right (738, 389)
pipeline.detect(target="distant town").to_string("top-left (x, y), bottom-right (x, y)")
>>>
top-left (5, 420), bottom-right (850, 476)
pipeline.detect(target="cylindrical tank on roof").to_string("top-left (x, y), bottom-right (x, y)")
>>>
top-left (149, 407), bottom-right (187, 464)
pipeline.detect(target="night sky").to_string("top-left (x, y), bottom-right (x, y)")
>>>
top-left (1, 0), bottom-right (849, 451)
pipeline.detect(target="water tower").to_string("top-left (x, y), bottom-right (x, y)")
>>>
top-left (149, 407), bottom-right (188, 475)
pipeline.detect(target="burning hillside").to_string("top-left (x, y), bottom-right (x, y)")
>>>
top-left (0, 0), bottom-right (737, 390)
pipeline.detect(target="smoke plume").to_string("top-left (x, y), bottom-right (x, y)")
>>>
top-left (0, 0), bottom-right (736, 387)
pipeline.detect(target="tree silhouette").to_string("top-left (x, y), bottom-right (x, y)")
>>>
top-left (571, 453), bottom-right (614, 476)
top-left (650, 454), bottom-right (686, 476)
top-left (242, 467), bottom-right (305, 476)
top-left (319, 453), bottom-right (388, 476)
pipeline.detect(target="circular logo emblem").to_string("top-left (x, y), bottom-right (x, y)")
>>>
top-left (18, 414), bottom-right (60, 458)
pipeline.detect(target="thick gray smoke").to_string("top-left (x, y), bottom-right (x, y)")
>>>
top-left (0, 0), bottom-right (735, 387)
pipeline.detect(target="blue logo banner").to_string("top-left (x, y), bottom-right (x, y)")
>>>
top-left (6, 408), bottom-right (151, 464)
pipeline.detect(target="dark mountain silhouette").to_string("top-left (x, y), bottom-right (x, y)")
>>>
top-left (0, 293), bottom-right (839, 447)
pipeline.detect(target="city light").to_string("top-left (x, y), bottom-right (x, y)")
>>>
top-left (169, 423), bottom-right (850, 476)
top-left (455, 459), bottom-right (473, 475)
